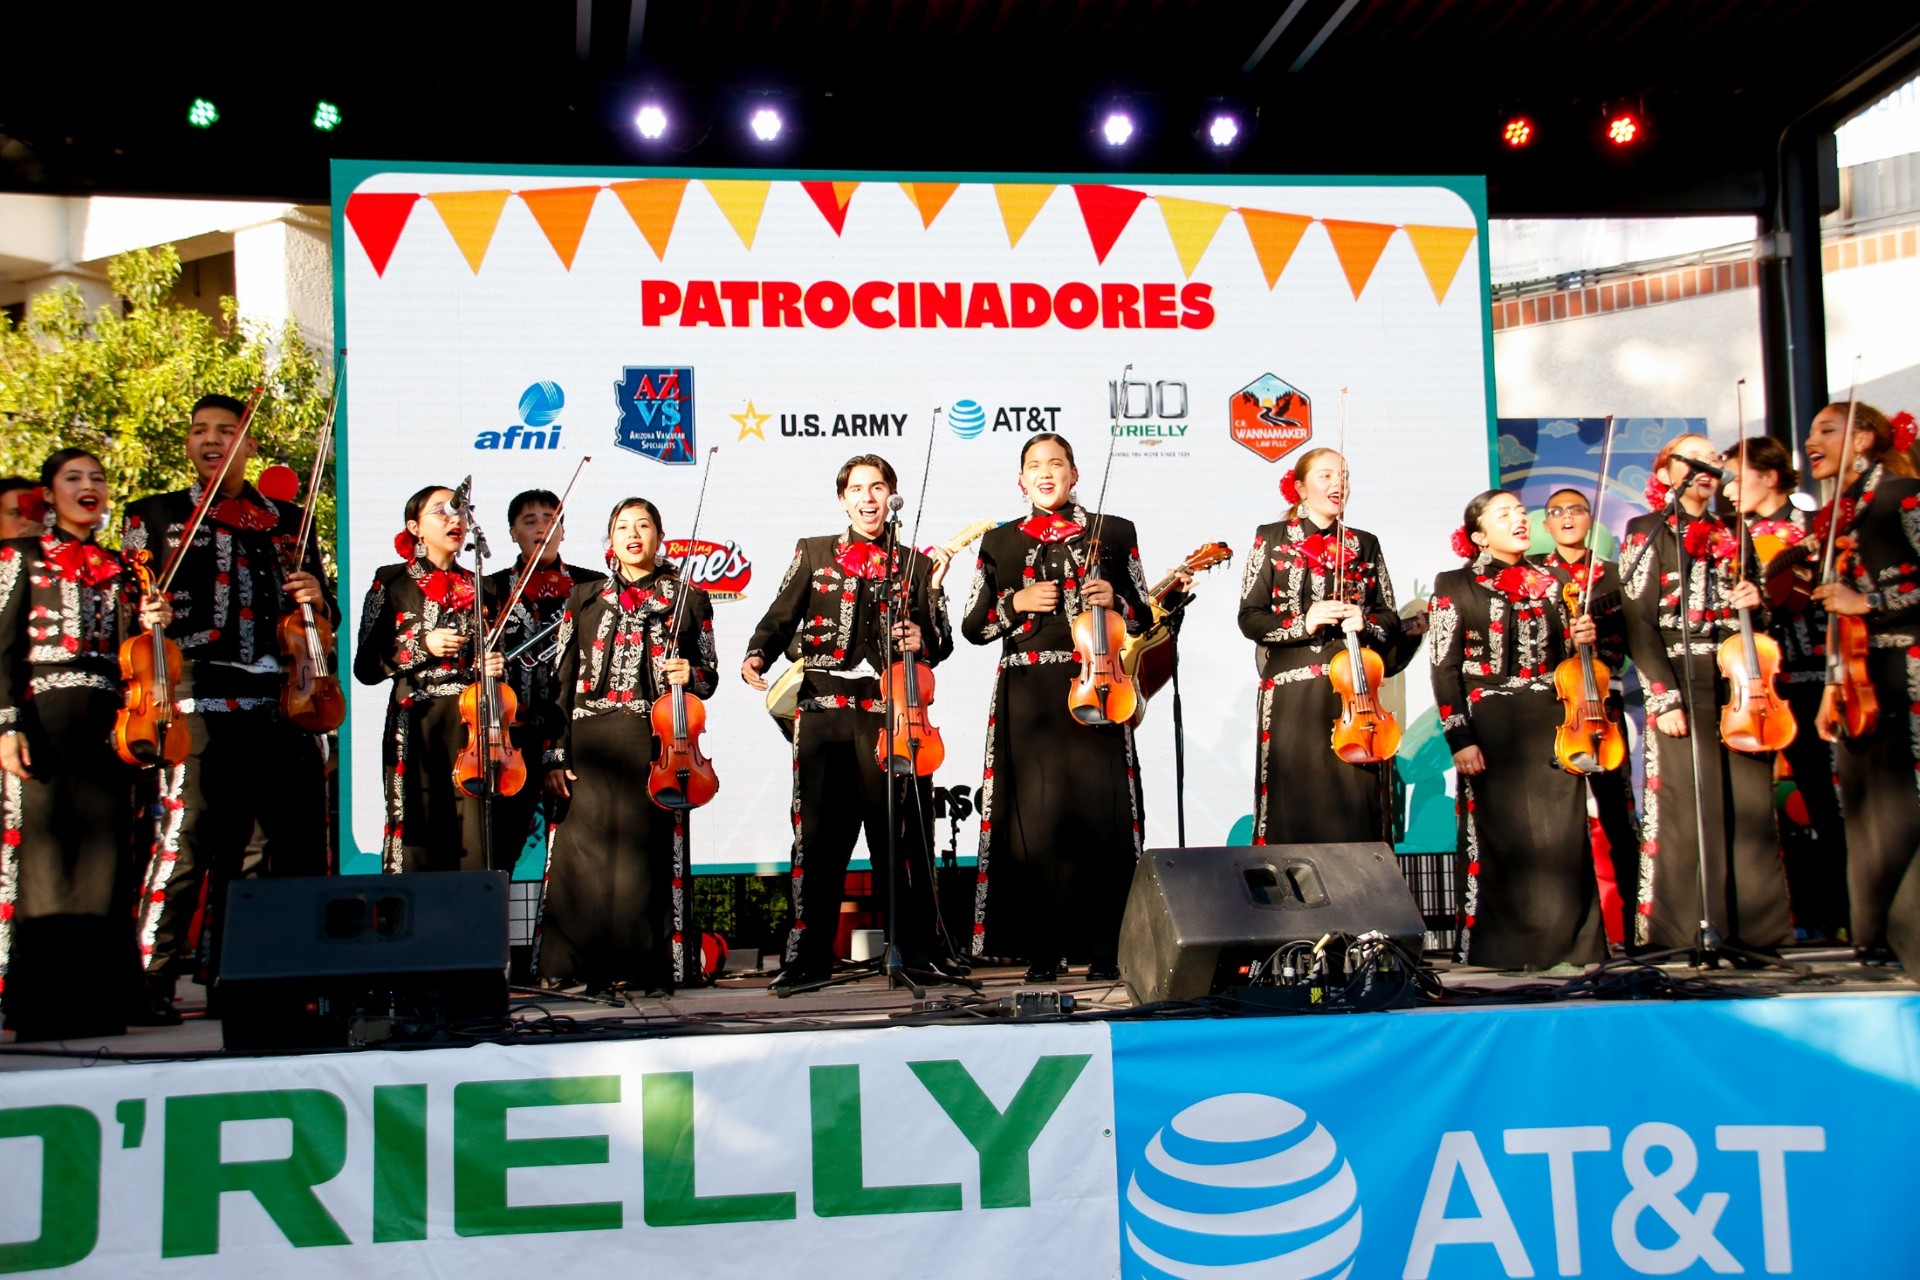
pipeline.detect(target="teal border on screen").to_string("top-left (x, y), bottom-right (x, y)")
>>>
top-left (329, 160), bottom-right (1497, 874)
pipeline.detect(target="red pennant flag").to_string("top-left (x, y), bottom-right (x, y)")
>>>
top-left (344, 192), bottom-right (421, 277)
top-left (1072, 185), bottom-right (1150, 264)
top-left (800, 181), bottom-right (858, 235)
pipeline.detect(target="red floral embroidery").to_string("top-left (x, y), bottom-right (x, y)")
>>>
top-left (212, 498), bottom-right (278, 531)
top-left (524, 567), bottom-right (577, 600)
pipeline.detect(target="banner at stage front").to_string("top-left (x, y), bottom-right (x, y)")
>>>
top-left (332, 162), bottom-right (1496, 870)
top-left (3, 995), bottom-right (1918, 1276)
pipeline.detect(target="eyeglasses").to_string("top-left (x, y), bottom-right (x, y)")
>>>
top-left (1545, 505), bottom-right (1591, 519)
top-left (426, 502), bottom-right (461, 520)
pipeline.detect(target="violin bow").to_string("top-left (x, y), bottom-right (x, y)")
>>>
top-left (483, 454), bottom-right (592, 653)
top-left (1577, 414), bottom-right (1618, 620)
top-left (1734, 380), bottom-right (1751, 586)
top-left (667, 447), bottom-right (719, 642)
top-left (156, 384), bottom-right (266, 595)
top-left (1816, 356), bottom-right (1864, 588)
top-left (289, 351), bottom-right (343, 573)
top-left (1082, 362), bottom-right (1129, 581)
top-left (1335, 387), bottom-right (1351, 600)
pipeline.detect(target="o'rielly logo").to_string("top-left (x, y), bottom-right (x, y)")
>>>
top-left (1122, 1092), bottom-right (1361, 1278)
top-left (615, 365), bottom-right (697, 464)
top-left (664, 537), bottom-right (752, 600)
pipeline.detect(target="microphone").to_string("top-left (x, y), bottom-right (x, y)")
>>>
top-left (450, 475), bottom-right (474, 513)
top-left (1673, 455), bottom-right (1736, 485)
top-left (887, 495), bottom-right (905, 513)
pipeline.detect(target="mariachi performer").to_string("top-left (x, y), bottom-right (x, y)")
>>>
top-left (1532, 485), bottom-right (1640, 941)
top-left (0, 477), bottom-right (39, 540)
top-left (542, 497), bottom-right (715, 995)
top-left (125, 392), bottom-right (337, 1022)
top-left (1620, 434), bottom-right (1790, 955)
top-left (484, 488), bottom-right (605, 873)
top-left (1238, 447), bottom-right (1403, 845)
top-left (741, 454), bottom-right (957, 989)
top-left (1430, 490), bottom-right (1608, 969)
top-left (0, 449), bottom-right (171, 1040)
top-left (353, 483), bottom-right (503, 873)
top-left (1806, 402), bottom-right (1920, 964)
top-left (964, 432), bottom-right (1163, 983)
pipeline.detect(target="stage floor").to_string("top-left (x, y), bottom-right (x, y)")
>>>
top-left (0, 945), bottom-right (1909, 1071)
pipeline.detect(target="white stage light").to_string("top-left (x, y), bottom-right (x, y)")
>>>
top-left (1208, 114), bottom-right (1240, 149)
top-left (1102, 112), bottom-right (1134, 147)
top-left (750, 107), bottom-right (783, 142)
top-left (635, 104), bottom-right (668, 140)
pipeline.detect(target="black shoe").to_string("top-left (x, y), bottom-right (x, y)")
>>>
top-left (1022, 960), bottom-right (1060, 985)
top-left (129, 975), bottom-right (183, 1027)
top-left (1085, 963), bottom-right (1121, 983)
top-left (770, 966), bottom-right (826, 994)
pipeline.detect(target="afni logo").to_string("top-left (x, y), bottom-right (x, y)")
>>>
top-left (476, 380), bottom-right (567, 450)
top-left (616, 365), bottom-right (697, 465)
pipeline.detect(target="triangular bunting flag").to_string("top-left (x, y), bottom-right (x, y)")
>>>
top-left (1402, 225), bottom-right (1479, 304)
top-left (993, 184), bottom-right (1056, 249)
top-left (1072, 185), bottom-right (1151, 265)
top-left (1237, 208), bottom-right (1312, 288)
top-left (800, 180), bottom-right (860, 235)
top-left (518, 184), bottom-right (603, 270)
top-left (1155, 195), bottom-right (1232, 278)
top-left (900, 181), bottom-right (960, 229)
top-left (1321, 219), bottom-right (1398, 299)
top-left (610, 179), bottom-right (689, 260)
top-left (344, 192), bottom-right (420, 277)
top-left (704, 180), bottom-right (773, 250)
top-left (426, 189), bottom-right (511, 274)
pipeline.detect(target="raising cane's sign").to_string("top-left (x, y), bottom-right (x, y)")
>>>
top-left (664, 538), bottom-right (753, 600)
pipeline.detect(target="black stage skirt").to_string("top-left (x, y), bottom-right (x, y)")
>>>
top-left (1836, 647), bottom-right (1920, 953)
top-left (1254, 672), bottom-right (1385, 845)
top-left (383, 693), bottom-right (484, 874)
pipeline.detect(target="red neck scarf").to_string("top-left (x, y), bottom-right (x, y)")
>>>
top-left (419, 568), bottom-right (475, 611)
top-left (43, 535), bottom-right (120, 587)
top-left (1020, 512), bottom-right (1084, 544)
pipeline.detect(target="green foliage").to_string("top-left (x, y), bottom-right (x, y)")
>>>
top-left (0, 245), bottom-right (336, 558)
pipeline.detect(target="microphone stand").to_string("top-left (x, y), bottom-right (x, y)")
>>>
top-left (458, 492), bottom-right (495, 876)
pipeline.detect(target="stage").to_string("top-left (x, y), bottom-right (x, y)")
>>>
top-left (2, 949), bottom-right (1915, 1278)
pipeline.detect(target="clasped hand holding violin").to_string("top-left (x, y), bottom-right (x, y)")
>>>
top-left (421, 627), bottom-right (506, 678)
top-left (1, 593), bottom-right (175, 779)
top-left (549, 657), bottom-right (692, 798)
top-left (1452, 612), bottom-right (1598, 776)
top-left (1651, 578), bottom-right (1762, 739)
top-left (738, 546), bottom-right (952, 691)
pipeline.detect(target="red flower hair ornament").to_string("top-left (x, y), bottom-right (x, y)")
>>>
top-left (1280, 472), bottom-right (1303, 505)
top-left (1644, 473), bottom-right (1671, 509)
top-left (394, 529), bottom-right (419, 560)
top-left (14, 486), bottom-right (48, 525)
top-left (1891, 410), bottom-right (1917, 454)
top-left (1449, 525), bottom-right (1476, 559)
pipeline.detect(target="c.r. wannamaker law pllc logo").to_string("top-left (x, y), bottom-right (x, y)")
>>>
top-left (1121, 1092), bottom-right (1362, 1278)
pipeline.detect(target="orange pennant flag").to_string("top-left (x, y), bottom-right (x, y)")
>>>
top-left (1155, 195), bottom-right (1232, 278)
top-left (1238, 208), bottom-right (1312, 289)
top-left (993, 184), bottom-right (1056, 249)
top-left (900, 181), bottom-right (960, 229)
top-left (610, 179), bottom-right (689, 260)
top-left (1321, 219), bottom-right (1398, 299)
top-left (426, 190), bottom-right (511, 274)
top-left (518, 185), bottom-right (603, 270)
top-left (1402, 225), bottom-right (1479, 304)
top-left (704, 179), bottom-right (774, 250)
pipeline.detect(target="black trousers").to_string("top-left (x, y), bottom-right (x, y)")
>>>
top-left (782, 705), bottom-right (945, 975)
top-left (139, 708), bottom-right (330, 982)
top-left (1781, 679), bottom-right (1850, 937)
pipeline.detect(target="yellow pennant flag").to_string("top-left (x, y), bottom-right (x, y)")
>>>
top-left (993, 184), bottom-right (1056, 249)
top-left (1155, 195), bottom-right (1232, 278)
top-left (610, 179), bottom-right (689, 260)
top-left (518, 185), bottom-right (603, 270)
top-left (1238, 208), bottom-right (1313, 289)
top-left (426, 190), bottom-right (511, 274)
top-left (1320, 219), bottom-right (1399, 299)
top-left (704, 179), bottom-right (774, 250)
top-left (1402, 225), bottom-right (1479, 304)
top-left (900, 182), bottom-right (961, 229)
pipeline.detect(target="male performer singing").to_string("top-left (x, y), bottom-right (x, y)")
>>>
top-left (125, 393), bottom-right (336, 1022)
top-left (484, 489), bottom-right (604, 872)
top-left (741, 454), bottom-right (961, 988)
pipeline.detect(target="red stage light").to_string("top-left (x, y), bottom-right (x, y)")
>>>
top-left (1502, 117), bottom-right (1533, 148)
top-left (1607, 112), bottom-right (1640, 145)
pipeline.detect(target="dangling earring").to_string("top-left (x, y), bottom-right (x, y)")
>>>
top-left (1853, 455), bottom-right (1870, 474)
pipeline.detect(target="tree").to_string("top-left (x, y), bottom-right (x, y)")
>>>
top-left (0, 244), bottom-right (336, 561)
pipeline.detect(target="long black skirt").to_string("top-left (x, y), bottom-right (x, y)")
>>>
top-left (382, 693), bottom-right (484, 874)
top-left (971, 661), bottom-right (1142, 965)
top-left (1637, 670), bottom-right (1790, 951)
top-left (1, 685), bottom-right (138, 1040)
top-left (1835, 648), bottom-right (1920, 953)
top-left (1457, 688), bottom-right (1607, 969)
top-left (540, 712), bottom-right (684, 991)
top-left (1254, 671), bottom-right (1385, 845)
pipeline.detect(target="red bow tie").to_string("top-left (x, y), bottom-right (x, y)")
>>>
top-left (419, 570), bottom-right (475, 610)
top-left (1020, 514), bottom-right (1083, 544)
top-left (211, 497), bottom-right (278, 532)
top-left (1291, 533), bottom-right (1338, 571)
top-left (836, 542), bottom-right (890, 580)
top-left (618, 585), bottom-right (657, 611)
top-left (1492, 566), bottom-right (1554, 602)
top-left (1682, 518), bottom-right (1738, 561)
top-left (43, 538), bottom-right (120, 588)
top-left (524, 568), bottom-right (575, 600)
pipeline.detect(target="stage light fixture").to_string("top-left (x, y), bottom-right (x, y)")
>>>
top-left (312, 101), bottom-right (341, 132)
top-left (1208, 114), bottom-right (1240, 149)
top-left (1102, 112), bottom-right (1134, 147)
top-left (750, 107), bottom-right (783, 142)
top-left (1502, 116), bottom-right (1533, 148)
top-left (635, 104), bottom-right (668, 140)
top-left (187, 98), bottom-right (219, 129)
top-left (1607, 111), bottom-right (1640, 146)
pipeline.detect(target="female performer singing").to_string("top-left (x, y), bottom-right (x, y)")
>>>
top-left (1430, 490), bottom-right (1608, 969)
top-left (1620, 435), bottom-right (1790, 955)
top-left (0, 449), bottom-right (171, 1040)
top-left (964, 432), bottom-right (1156, 983)
top-left (542, 498), bottom-right (716, 994)
top-left (1238, 447), bottom-right (1402, 844)
top-left (1806, 402), bottom-right (1920, 963)
top-left (353, 484), bottom-right (502, 873)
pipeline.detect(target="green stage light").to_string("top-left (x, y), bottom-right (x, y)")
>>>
top-left (313, 101), bottom-right (341, 132)
top-left (187, 98), bottom-right (219, 128)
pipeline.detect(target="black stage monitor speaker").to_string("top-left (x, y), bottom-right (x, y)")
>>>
top-left (1118, 843), bottom-right (1426, 1004)
top-left (219, 871), bottom-right (510, 1050)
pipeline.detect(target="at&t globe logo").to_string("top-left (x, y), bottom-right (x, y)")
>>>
top-left (1122, 1092), bottom-right (1361, 1278)
top-left (948, 398), bottom-right (987, 439)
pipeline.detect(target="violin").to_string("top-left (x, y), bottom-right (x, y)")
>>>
top-left (1550, 416), bottom-right (1628, 775)
top-left (649, 448), bottom-right (720, 810)
top-left (874, 520), bottom-right (990, 775)
top-left (1717, 382), bottom-right (1796, 754)
top-left (277, 352), bottom-right (345, 733)
top-left (450, 477), bottom-right (527, 798)
top-left (1324, 388), bottom-right (1400, 764)
top-left (114, 549), bottom-right (189, 768)
top-left (1816, 378), bottom-right (1880, 741)
top-left (1068, 536), bottom-right (1139, 728)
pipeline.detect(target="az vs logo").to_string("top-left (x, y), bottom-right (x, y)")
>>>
top-left (616, 365), bottom-right (697, 464)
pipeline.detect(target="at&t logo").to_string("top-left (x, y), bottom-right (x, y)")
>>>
top-left (476, 380), bottom-right (568, 450)
top-left (946, 398), bottom-right (1061, 438)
